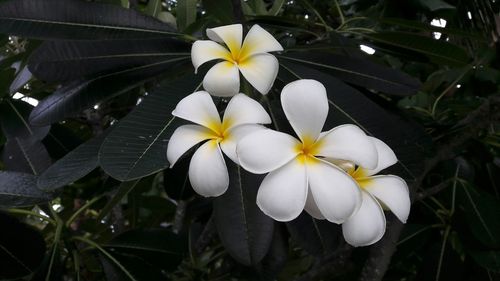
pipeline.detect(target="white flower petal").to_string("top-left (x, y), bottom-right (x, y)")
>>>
top-left (167, 125), bottom-right (214, 167)
top-left (206, 24), bottom-right (242, 56)
top-left (220, 124), bottom-right (267, 164)
top-left (172, 91), bottom-right (221, 131)
top-left (189, 140), bottom-right (229, 197)
top-left (363, 137), bottom-right (398, 176)
top-left (203, 61), bottom-right (240, 97)
top-left (281, 79), bottom-right (328, 142)
top-left (223, 93), bottom-right (271, 129)
top-left (256, 159), bottom-right (307, 221)
top-left (237, 129), bottom-right (300, 174)
top-left (191, 40), bottom-right (232, 73)
top-left (304, 188), bottom-right (325, 220)
top-left (361, 175), bottom-right (410, 223)
top-left (238, 53), bottom-right (279, 95)
top-left (307, 159), bottom-right (362, 223)
top-left (239, 24), bottom-right (283, 60)
top-left (342, 191), bottom-right (386, 247)
top-left (315, 124), bottom-right (378, 170)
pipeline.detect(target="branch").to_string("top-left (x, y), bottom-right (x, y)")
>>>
top-left (358, 95), bottom-right (500, 281)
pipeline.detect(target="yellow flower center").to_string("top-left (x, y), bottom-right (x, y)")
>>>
top-left (348, 167), bottom-right (372, 189)
top-left (295, 136), bottom-right (323, 165)
top-left (206, 118), bottom-right (233, 143)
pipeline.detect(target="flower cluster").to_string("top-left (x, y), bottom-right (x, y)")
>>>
top-left (167, 24), bottom-right (410, 247)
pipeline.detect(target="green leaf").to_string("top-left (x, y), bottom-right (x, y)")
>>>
top-left (0, 212), bottom-right (46, 279)
top-left (269, 0), bottom-right (285, 16)
top-left (458, 184), bottom-right (500, 248)
top-left (0, 171), bottom-right (52, 207)
top-left (0, 68), bottom-right (15, 98)
top-left (146, 0), bottom-right (162, 18)
top-left (278, 60), bottom-right (431, 179)
top-left (366, 31), bottom-right (469, 66)
top-left (0, 101), bottom-right (50, 141)
top-left (99, 69), bottom-right (202, 181)
top-left (416, 0), bottom-right (455, 11)
top-left (470, 250), bottom-right (500, 271)
top-left (29, 57), bottom-right (190, 126)
top-left (177, 0), bottom-right (197, 31)
top-left (280, 52), bottom-right (422, 96)
top-left (202, 0), bottom-right (235, 24)
top-left (2, 138), bottom-right (52, 175)
top-left (37, 132), bottom-right (108, 191)
top-left (213, 159), bottom-right (275, 266)
top-left (286, 213), bottom-right (341, 256)
top-left (0, 0), bottom-right (179, 40)
top-left (97, 180), bottom-right (140, 222)
top-left (28, 39), bottom-right (190, 83)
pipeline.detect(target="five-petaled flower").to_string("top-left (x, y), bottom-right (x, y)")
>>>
top-left (236, 79), bottom-right (379, 222)
top-left (191, 24), bottom-right (283, 97)
top-left (167, 91), bottom-right (271, 197)
top-left (316, 138), bottom-right (411, 247)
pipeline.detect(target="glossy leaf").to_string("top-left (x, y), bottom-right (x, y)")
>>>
top-left (99, 69), bottom-right (202, 181)
top-left (0, 171), bottom-right (52, 207)
top-left (286, 212), bottom-right (341, 256)
top-left (0, 212), bottom-right (46, 279)
top-left (29, 57), bottom-right (190, 126)
top-left (280, 52), bottom-right (422, 96)
top-left (213, 159), bottom-right (275, 266)
top-left (177, 0), bottom-right (197, 31)
top-left (37, 132), bottom-right (108, 191)
top-left (366, 31), bottom-right (469, 66)
top-left (0, 0), bottom-right (179, 40)
top-left (28, 39), bottom-right (190, 82)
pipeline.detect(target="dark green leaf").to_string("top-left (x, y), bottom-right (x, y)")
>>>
top-left (9, 66), bottom-right (33, 95)
top-left (0, 68), bottom-right (15, 98)
top-left (213, 159), bottom-right (274, 266)
top-left (457, 185), bottom-right (500, 248)
top-left (99, 68), bottom-right (202, 181)
top-left (0, 212), bottom-right (46, 279)
top-left (202, 0), bottom-right (235, 24)
top-left (37, 132), bottom-right (108, 191)
top-left (177, 0), bottom-right (197, 31)
top-left (280, 52), bottom-right (422, 96)
top-left (2, 138), bottom-right (51, 175)
top-left (0, 0), bottom-right (179, 40)
top-left (28, 38), bottom-right (189, 83)
top-left (0, 171), bottom-right (52, 207)
top-left (145, 0), bottom-right (162, 18)
top-left (469, 250), bottom-right (500, 271)
top-left (97, 180), bottom-right (140, 222)
top-left (29, 57), bottom-right (190, 126)
top-left (0, 101), bottom-right (50, 140)
top-left (286, 212), bottom-right (341, 256)
top-left (366, 31), bottom-right (469, 66)
top-left (279, 61), bottom-right (431, 179)
top-left (99, 252), bottom-right (164, 281)
top-left (416, 0), bottom-right (455, 11)
top-left (163, 148), bottom-right (196, 200)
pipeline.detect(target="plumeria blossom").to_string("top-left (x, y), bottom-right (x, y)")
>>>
top-left (308, 138), bottom-right (411, 247)
top-left (236, 79), bottom-right (378, 222)
top-left (166, 91), bottom-right (271, 197)
top-left (191, 24), bottom-right (283, 97)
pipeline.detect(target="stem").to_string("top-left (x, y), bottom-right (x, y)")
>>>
top-left (8, 208), bottom-right (57, 225)
top-left (46, 221), bottom-right (63, 281)
top-left (334, 0), bottom-right (345, 26)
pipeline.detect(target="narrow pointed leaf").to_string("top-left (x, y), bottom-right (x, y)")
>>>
top-left (99, 69), bottom-right (202, 181)
top-left (366, 31), bottom-right (469, 66)
top-left (213, 160), bottom-right (275, 266)
top-left (0, 171), bottom-right (53, 207)
top-left (0, 0), bottom-right (179, 40)
top-left (280, 52), bottom-right (422, 96)
top-left (29, 57), bottom-right (190, 126)
top-left (28, 39), bottom-right (190, 82)
top-left (177, 0), bottom-right (197, 31)
top-left (37, 132), bottom-right (108, 191)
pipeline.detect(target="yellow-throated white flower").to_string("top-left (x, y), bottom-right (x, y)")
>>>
top-left (308, 138), bottom-right (411, 247)
top-left (191, 24), bottom-right (283, 97)
top-left (236, 79), bottom-right (378, 222)
top-left (167, 91), bottom-right (271, 197)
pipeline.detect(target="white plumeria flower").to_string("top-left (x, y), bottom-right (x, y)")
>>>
top-left (191, 24), bottom-right (283, 97)
top-left (308, 138), bottom-right (411, 247)
top-left (236, 79), bottom-right (378, 222)
top-left (167, 91), bottom-right (271, 197)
